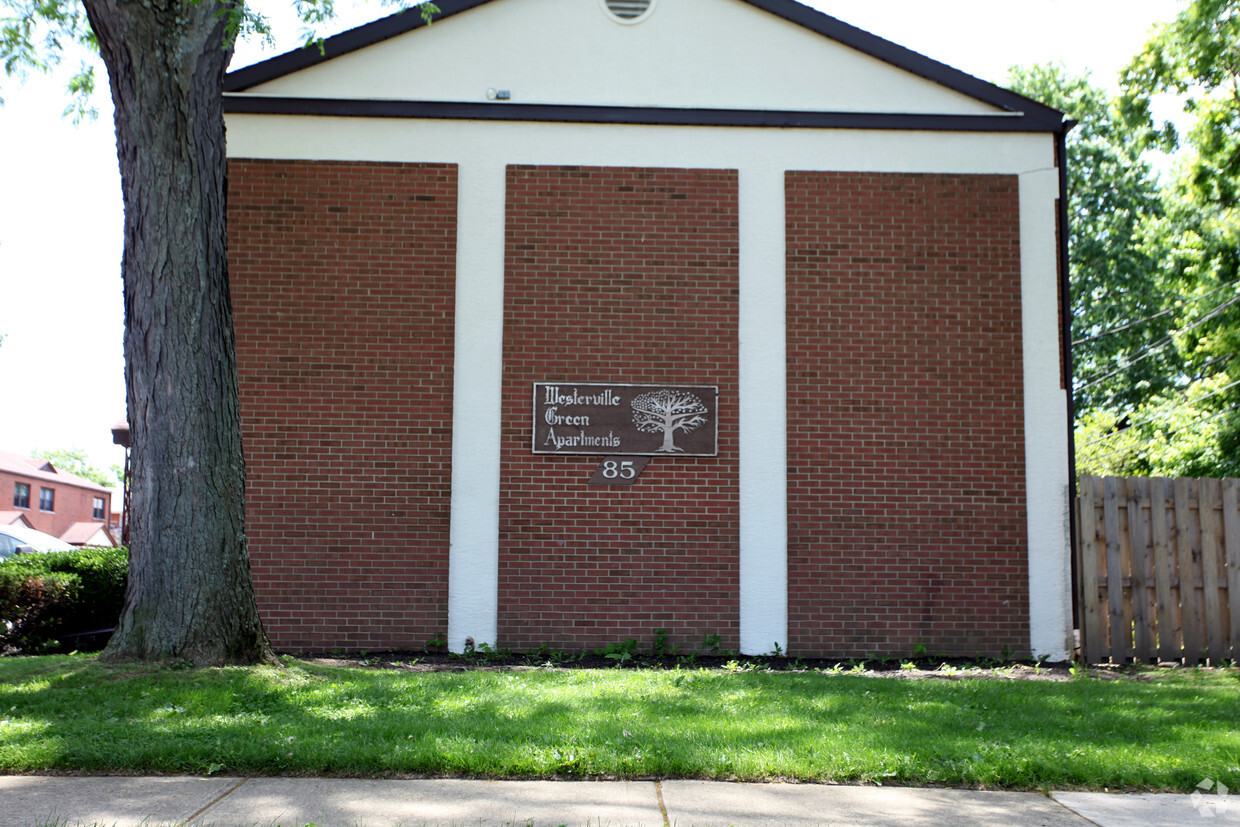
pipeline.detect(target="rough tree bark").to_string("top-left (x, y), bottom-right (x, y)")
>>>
top-left (83, 0), bottom-right (274, 664)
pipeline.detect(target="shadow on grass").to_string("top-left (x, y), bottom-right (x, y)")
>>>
top-left (0, 655), bottom-right (1236, 792)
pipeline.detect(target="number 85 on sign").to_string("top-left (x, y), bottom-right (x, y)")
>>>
top-left (588, 456), bottom-right (651, 485)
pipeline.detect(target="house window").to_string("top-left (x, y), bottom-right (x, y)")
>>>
top-left (93, 497), bottom-right (106, 520)
top-left (39, 487), bottom-right (54, 512)
top-left (13, 483), bottom-right (29, 509)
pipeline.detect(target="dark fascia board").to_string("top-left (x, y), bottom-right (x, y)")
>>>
top-left (224, 0), bottom-right (1067, 132)
top-left (744, 0), bottom-right (1065, 129)
top-left (223, 0), bottom-right (489, 92)
top-left (223, 95), bottom-right (1059, 133)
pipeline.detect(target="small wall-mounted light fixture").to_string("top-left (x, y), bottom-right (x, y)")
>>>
top-left (485, 88), bottom-right (511, 101)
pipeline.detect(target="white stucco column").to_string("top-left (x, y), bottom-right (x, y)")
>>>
top-left (737, 166), bottom-right (789, 655)
top-left (1020, 166), bottom-right (1074, 661)
top-left (447, 161), bottom-right (506, 652)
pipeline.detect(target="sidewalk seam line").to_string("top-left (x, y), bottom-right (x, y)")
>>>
top-left (185, 776), bottom-right (250, 823)
top-left (655, 779), bottom-right (670, 827)
top-left (1048, 794), bottom-right (1104, 826)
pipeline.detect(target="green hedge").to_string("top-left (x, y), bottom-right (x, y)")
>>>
top-left (0, 547), bottom-right (127, 653)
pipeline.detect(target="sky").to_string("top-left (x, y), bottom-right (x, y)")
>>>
top-left (0, 0), bottom-right (1186, 475)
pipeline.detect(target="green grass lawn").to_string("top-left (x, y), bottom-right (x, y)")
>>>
top-left (0, 655), bottom-right (1236, 792)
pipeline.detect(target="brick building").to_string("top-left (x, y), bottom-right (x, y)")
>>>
top-left (223, 0), bottom-right (1074, 658)
top-left (0, 451), bottom-right (113, 544)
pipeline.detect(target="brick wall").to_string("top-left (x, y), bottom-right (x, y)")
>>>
top-left (499, 166), bottom-right (740, 653)
top-left (229, 159), bottom-right (457, 651)
top-left (227, 161), bottom-right (1035, 657)
top-left (785, 172), bottom-right (1029, 657)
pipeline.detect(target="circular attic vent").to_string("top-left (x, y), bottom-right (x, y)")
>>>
top-left (602, 0), bottom-right (655, 24)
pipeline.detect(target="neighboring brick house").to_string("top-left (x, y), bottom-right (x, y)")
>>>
top-left (222, 0), bottom-right (1074, 658)
top-left (0, 451), bottom-right (113, 544)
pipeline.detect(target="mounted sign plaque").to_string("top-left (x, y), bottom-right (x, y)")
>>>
top-left (533, 382), bottom-right (718, 456)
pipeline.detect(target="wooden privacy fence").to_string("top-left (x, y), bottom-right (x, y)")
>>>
top-left (1076, 475), bottom-right (1240, 664)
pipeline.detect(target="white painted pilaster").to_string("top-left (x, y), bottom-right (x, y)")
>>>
top-left (1020, 167), bottom-right (1073, 662)
top-left (447, 161), bottom-right (506, 652)
top-left (737, 166), bottom-right (789, 655)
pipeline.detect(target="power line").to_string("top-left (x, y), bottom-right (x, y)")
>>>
top-left (1075, 290), bottom-right (1240, 390)
top-left (1072, 276), bottom-right (1240, 346)
top-left (1072, 306), bottom-right (1175, 346)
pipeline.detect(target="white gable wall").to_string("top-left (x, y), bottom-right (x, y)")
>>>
top-left (244, 0), bottom-right (1005, 116)
top-left (227, 0), bottom-right (1070, 663)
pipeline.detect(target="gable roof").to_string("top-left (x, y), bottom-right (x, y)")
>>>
top-left (60, 521), bottom-right (116, 547)
top-left (0, 451), bottom-right (112, 494)
top-left (224, 0), bottom-right (1067, 133)
top-left (0, 512), bottom-right (35, 528)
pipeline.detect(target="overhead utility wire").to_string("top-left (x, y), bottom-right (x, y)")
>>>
top-left (1073, 306), bottom-right (1176, 346)
top-left (1073, 276), bottom-right (1240, 346)
top-left (1075, 291), bottom-right (1240, 390)
top-left (1089, 274), bottom-right (1240, 310)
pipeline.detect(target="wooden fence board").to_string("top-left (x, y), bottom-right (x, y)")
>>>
top-left (1149, 478), bottom-right (1178, 661)
top-left (1077, 475), bottom-right (1105, 663)
top-left (1126, 478), bottom-right (1154, 658)
top-left (1174, 479), bottom-right (1205, 662)
top-left (1093, 477), bottom-right (1110, 658)
top-left (1118, 480), bottom-right (1137, 660)
top-left (1199, 479), bottom-right (1226, 662)
top-left (1224, 479), bottom-right (1240, 661)
top-left (1103, 476), bottom-right (1129, 658)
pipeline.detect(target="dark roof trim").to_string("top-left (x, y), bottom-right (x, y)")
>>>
top-left (223, 96), bottom-right (1063, 132)
top-left (223, 0), bottom-right (1066, 132)
top-left (224, 0), bottom-right (487, 93)
top-left (743, 0), bottom-right (1064, 129)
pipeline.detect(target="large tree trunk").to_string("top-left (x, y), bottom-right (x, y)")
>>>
top-left (84, 0), bottom-right (274, 664)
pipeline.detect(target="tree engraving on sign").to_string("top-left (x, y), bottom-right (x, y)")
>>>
top-left (631, 389), bottom-right (709, 453)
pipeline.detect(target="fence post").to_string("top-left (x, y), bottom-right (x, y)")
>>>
top-left (1174, 479), bottom-right (1205, 663)
top-left (1103, 477), bottom-right (1131, 659)
top-left (1126, 478), bottom-right (1154, 661)
top-left (1200, 479), bottom-right (1227, 663)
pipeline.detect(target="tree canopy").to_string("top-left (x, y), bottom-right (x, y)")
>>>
top-left (1113, 0), bottom-right (1240, 476)
top-left (1008, 64), bottom-right (1176, 418)
top-left (1008, 0), bottom-right (1240, 479)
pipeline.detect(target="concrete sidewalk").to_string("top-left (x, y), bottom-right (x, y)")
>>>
top-left (0, 776), bottom-right (1235, 827)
